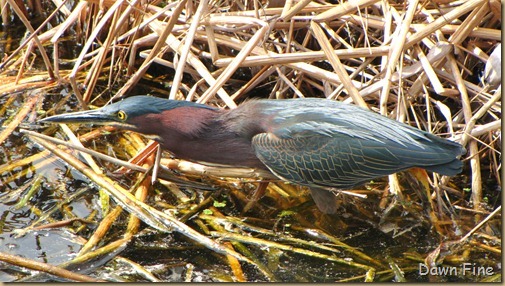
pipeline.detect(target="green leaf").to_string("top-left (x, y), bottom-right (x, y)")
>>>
top-left (213, 200), bottom-right (227, 208)
top-left (278, 210), bottom-right (295, 217)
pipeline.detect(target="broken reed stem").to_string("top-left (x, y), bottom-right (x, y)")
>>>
top-left (0, 93), bottom-right (40, 145)
top-left (78, 206), bottom-right (123, 256)
top-left (3, 0), bottom-right (55, 78)
top-left (310, 21), bottom-right (368, 108)
top-left (0, 252), bottom-right (104, 282)
top-left (169, 0), bottom-right (208, 100)
top-left (379, 0), bottom-right (419, 115)
top-left (113, 0), bottom-right (187, 100)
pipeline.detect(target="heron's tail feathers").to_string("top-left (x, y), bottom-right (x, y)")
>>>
top-left (421, 140), bottom-right (466, 176)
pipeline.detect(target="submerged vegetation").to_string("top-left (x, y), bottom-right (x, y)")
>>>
top-left (0, 0), bottom-right (501, 282)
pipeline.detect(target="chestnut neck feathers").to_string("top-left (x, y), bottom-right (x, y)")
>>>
top-left (128, 100), bottom-right (269, 169)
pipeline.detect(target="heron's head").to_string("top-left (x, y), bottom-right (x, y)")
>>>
top-left (40, 96), bottom-right (217, 134)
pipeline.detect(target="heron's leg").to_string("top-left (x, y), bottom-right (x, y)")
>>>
top-left (309, 188), bottom-right (339, 214)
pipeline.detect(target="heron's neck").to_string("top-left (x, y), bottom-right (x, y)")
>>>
top-left (131, 105), bottom-right (267, 169)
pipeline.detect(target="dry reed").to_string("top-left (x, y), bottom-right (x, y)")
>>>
top-left (0, 0), bottom-right (501, 282)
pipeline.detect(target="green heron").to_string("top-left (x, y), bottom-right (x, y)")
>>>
top-left (41, 96), bottom-right (465, 213)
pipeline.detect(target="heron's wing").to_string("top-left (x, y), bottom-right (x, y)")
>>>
top-left (259, 103), bottom-right (464, 177)
top-left (251, 130), bottom-right (460, 189)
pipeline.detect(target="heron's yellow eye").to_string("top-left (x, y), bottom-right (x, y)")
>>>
top-left (117, 110), bottom-right (127, 121)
